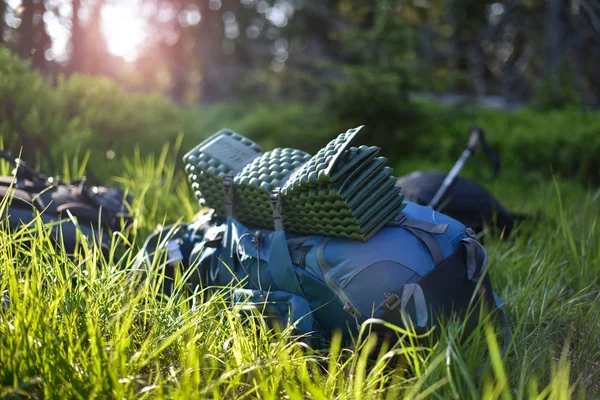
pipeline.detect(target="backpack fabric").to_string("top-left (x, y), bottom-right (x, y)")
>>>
top-left (0, 176), bottom-right (133, 255)
top-left (141, 200), bottom-right (504, 345)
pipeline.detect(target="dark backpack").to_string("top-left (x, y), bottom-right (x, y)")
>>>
top-left (397, 171), bottom-right (528, 238)
top-left (0, 167), bottom-right (132, 256)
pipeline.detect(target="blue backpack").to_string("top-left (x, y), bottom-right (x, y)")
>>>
top-left (140, 200), bottom-right (508, 348)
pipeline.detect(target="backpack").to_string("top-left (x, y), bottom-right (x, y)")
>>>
top-left (139, 128), bottom-right (510, 350)
top-left (0, 161), bottom-right (133, 256)
top-left (141, 201), bottom-right (508, 349)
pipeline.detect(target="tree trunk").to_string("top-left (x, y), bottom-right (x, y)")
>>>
top-left (19, 0), bottom-right (35, 59)
top-left (417, 26), bottom-right (434, 89)
top-left (444, 0), bottom-right (459, 92)
top-left (167, 1), bottom-right (188, 103)
top-left (32, 0), bottom-right (50, 71)
top-left (545, 0), bottom-right (563, 91)
top-left (169, 34), bottom-right (188, 103)
top-left (82, 0), bottom-right (111, 75)
top-left (197, 0), bottom-right (224, 103)
top-left (68, 0), bottom-right (83, 73)
top-left (0, 1), bottom-right (6, 45)
top-left (469, 39), bottom-right (486, 97)
top-left (18, 0), bottom-right (50, 70)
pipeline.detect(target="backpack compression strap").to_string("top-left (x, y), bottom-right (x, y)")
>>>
top-left (270, 188), bottom-right (284, 231)
top-left (223, 175), bottom-right (234, 217)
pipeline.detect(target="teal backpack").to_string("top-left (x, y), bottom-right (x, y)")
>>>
top-left (140, 128), bottom-right (510, 349)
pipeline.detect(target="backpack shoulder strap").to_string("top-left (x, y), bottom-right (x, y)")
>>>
top-left (387, 213), bottom-right (449, 234)
top-left (387, 213), bottom-right (449, 265)
top-left (402, 218), bottom-right (449, 234)
top-left (405, 227), bottom-right (445, 265)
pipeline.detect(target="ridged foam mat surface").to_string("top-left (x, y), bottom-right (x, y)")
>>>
top-left (184, 127), bottom-right (406, 241)
top-left (183, 129), bottom-right (264, 217)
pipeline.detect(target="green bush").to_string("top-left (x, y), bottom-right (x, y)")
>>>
top-left (0, 47), bottom-right (91, 167)
top-left (409, 102), bottom-right (600, 183)
top-left (56, 74), bottom-right (184, 161)
top-left (324, 67), bottom-right (421, 156)
top-left (1, 46), bottom-right (599, 184)
top-left (0, 47), bottom-right (187, 179)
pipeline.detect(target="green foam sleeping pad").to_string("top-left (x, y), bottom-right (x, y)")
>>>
top-left (183, 127), bottom-right (406, 241)
top-left (183, 129), bottom-right (264, 217)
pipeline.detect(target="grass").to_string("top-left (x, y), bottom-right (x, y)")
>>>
top-left (0, 145), bottom-right (598, 399)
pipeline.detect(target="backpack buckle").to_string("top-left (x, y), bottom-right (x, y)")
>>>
top-left (386, 213), bottom-right (407, 227)
top-left (383, 293), bottom-right (401, 310)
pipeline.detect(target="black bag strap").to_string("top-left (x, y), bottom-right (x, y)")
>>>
top-left (470, 125), bottom-right (501, 181)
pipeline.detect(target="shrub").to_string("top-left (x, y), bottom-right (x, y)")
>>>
top-left (410, 102), bottom-right (600, 183)
top-left (1, 46), bottom-right (599, 184)
top-left (324, 67), bottom-right (422, 157)
top-left (0, 47), bottom-right (90, 168)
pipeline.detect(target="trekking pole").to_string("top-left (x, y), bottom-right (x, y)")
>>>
top-left (0, 148), bottom-right (60, 184)
top-left (427, 126), bottom-right (484, 209)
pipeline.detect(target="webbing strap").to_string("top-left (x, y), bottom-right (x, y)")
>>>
top-left (386, 213), bottom-right (407, 227)
top-left (401, 283), bottom-right (428, 328)
top-left (269, 230), bottom-right (305, 296)
top-left (0, 186), bottom-right (35, 209)
top-left (270, 188), bottom-right (284, 231)
top-left (290, 245), bottom-right (312, 268)
top-left (405, 227), bottom-right (445, 266)
top-left (386, 214), bottom-right (449, 235)
top-left (462, 237), bottom-right (488, 281)
top-left (223, 175), bottom-right (234, 217)
top-left (498, 307), bottom-right (512, 358)
top-left (166, 240), bottom-right (184, 266)
top-left (402, 218), bottom-right (449, 234)
top-left (465, 239), bottom-right (477, 280)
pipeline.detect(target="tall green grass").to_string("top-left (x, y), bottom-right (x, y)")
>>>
top-left (0, 149), bottom-right (598, 398)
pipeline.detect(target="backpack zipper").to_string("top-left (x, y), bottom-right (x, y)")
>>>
top-left (316, 238), bottom-right (363, 320)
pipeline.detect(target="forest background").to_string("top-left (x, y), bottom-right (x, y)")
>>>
top-left (0, 0), bottom-right (599, 184)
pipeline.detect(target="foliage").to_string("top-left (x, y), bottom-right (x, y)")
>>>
top-left (2, 46), bottom-right (600, 184)
top-left (0, 46), bottom-right (91, 166)
top-left (4, 0), bottom-right (600, 108)
top-left (0, 149), bottom-right (599, 398)
top-left (531, 68), bottom-right (583, 111)
top-left (409, 101), bottom-right (600, 183)
top-left (325, 67), bottom-right (419, 151)
top-left (0, 46), bottom-right (187, 178)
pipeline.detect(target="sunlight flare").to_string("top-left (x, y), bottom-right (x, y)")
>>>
top-left (101, 3), bottom-right (148, 62)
